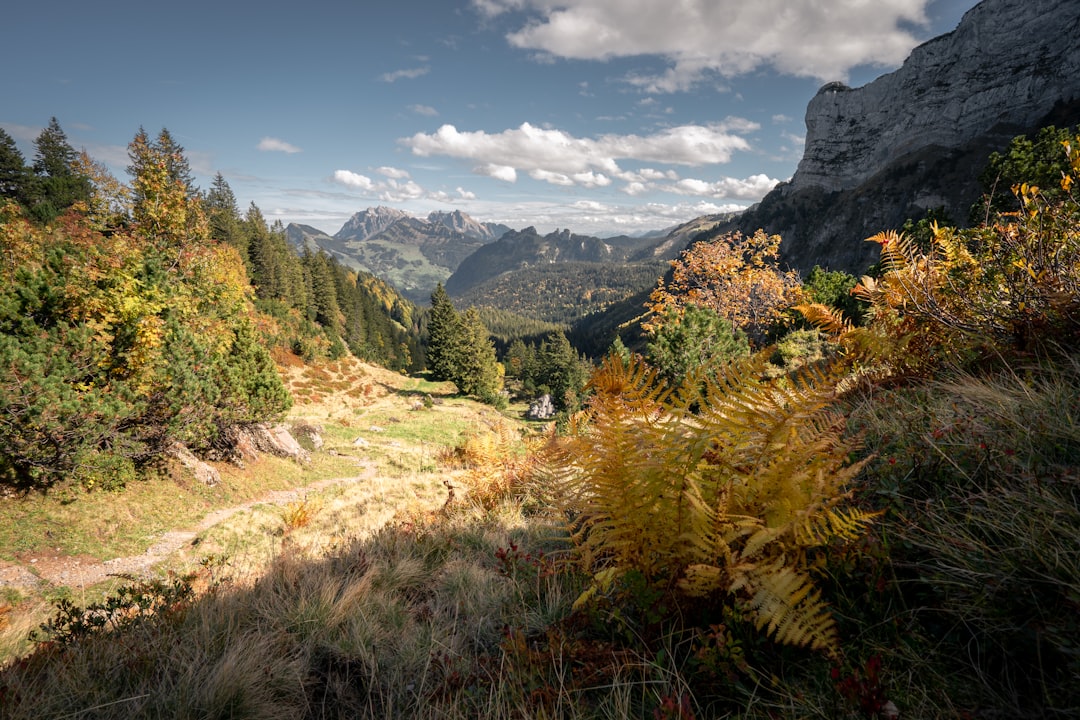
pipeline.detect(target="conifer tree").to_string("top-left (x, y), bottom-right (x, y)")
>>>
top-left (455, 306), bottom-right (502, 398)
top-left (206, 173), bottom-right (244, 253)
top-left (535, 330), bottom-right (590, 411)
top-left (646, 304), bottom-right (750, 386)
top-left (0, 128), bottom-right (30, 203)
top-left (28, 117), bottom-right (90, 220)
top-left (426, 283), bottom-right (464, 381)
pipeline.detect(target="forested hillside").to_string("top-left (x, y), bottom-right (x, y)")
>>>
top-left (0, 121), bottom-right (421, 491)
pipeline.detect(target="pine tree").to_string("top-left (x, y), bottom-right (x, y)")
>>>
top-left (646, 304), bottom-right (750, 386)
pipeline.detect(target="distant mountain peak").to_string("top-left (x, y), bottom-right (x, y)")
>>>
top-left (427, 209), bottom-right (510, 242)
top-left (335, 206), bottom-right (413, 241)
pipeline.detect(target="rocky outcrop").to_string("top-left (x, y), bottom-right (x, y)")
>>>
top-left (795, 0), bottom-right (1080, 194)
top-left (167, 442), bottom-right (221, 486)
top-left (236, 424), bottom-right (311, 464)
top-left (729, 0), bottom-right (1080, 275)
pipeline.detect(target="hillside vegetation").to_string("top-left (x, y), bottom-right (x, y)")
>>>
top-left (0, 120), bottom-right (1078, 720)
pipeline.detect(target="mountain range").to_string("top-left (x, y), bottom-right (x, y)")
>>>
top-left (286, 207), bottom-right (729, 311)
top-left (285, 208), bottom-right (512, 303)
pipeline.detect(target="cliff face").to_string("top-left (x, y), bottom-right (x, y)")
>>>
top-left (733, 0), bottom-right (1080, 275)
top-left (793, 0), bottom-right (1080, 194)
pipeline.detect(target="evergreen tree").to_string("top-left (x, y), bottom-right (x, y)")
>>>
top-left (455, 306), bottom-right (502, 399)
top-left (205, 173), bottom-right (244, 253)
top-left (32, 117), bottom-right (78, 178)
top-left (426, 283), bottom-right (464, 381)
top-left (0, 128), bottom-right (30, 203)
top-left (28, 117), bottom-right (90, 220)
top-left (535, 330), bottom-right (590, 411)
top-left (646, 304), bottom-right (750, 387)
top-left (127, 127), bottom-right (208, 249)
top-left (154, 128), bottom-right (197, 196)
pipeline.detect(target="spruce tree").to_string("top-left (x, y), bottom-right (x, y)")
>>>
top-left (29, 117), bottom-right (90, 220)
top-left (426, 283), bottom-right (464, 382)
top-left (206, 173), bottom-right (245, 253)
top-left (0, 128), bottom-right (30, 202)
top-left (456, 306), bottom-right (502, 399)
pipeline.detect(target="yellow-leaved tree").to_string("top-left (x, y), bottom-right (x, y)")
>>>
top-left (646, 229), bottom-right (803, 345)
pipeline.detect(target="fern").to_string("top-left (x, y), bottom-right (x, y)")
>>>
top-left (547, 351), bottom-right (873, 655)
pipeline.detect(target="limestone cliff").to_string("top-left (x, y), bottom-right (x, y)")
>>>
top-left (731, 0), bottom-right (1080, 275)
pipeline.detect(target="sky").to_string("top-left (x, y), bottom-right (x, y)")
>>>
top-left (4, 0), bottom-right (980, 238)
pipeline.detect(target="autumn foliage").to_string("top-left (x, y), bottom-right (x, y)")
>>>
top-left (646, 229), bottom-right (803, 345)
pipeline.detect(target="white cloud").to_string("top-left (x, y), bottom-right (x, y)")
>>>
top-left (257, 137), bottom-right (302, 154)
top-left (667, 173), bottom-right (780, 200)
top-left (379, 66), bottom-right (430, 82)
top-left (483, 0), bottom-right (930, 86)
top-left (457, 187), bottom-right (477, 200)
top-left (402, 120), bottom-right (756, 189)
top-left (332, 170), bottom-right (376, 190)
top-left (478, 163), bottom-right (519, 182)
top-left (331, 169), bottom-right (427, 202)
top-left (380, 179), bottom-right (425, 202)
top-left (409, 104), bottom-right (439, 116)
top-left (377, 166), bottom-right (411, 179)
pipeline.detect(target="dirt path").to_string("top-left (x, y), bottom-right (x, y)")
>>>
top-left (0, 466), bottom-right (380, 591)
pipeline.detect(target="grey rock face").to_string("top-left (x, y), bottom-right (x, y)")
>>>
top-left (793, 0), bottom-right (1080, 195)
top-left (722, 0), bottom-right (1080, 276)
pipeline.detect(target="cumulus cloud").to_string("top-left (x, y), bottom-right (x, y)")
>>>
top-left (402, 120), bottom-right (756, 189)
top-left (476, 0), bottom-right (930, 86)
top-left (377, 166), bottom-right (411, 179)
top-left (379, 66), bottom-right (430, 82)
top-left (666, 173), bottom-right (780, 200)
top-left (478, 164), bottom-right (519, 183)
top-left (257, 137), bottom-right (302, 154)
top-left (409, 104), bottom-right (439, 116)
top-left (332, 170), bottom-right (376, 191)
top-left (332, 168), bottom-right (423, 200)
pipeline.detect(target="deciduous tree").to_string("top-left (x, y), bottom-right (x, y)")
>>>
top-left (647, 229), bottom-right (802, 345)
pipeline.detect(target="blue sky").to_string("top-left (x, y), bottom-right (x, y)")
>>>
top-left (4, 0), bottom-right (978, 237)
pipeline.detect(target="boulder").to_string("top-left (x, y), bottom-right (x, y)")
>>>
top-left (167, 442), bottom-right (221, 486)
top-left (526, 394), bottom-right (556, 421)
top-left (291, 422), bottom-right (324, 452)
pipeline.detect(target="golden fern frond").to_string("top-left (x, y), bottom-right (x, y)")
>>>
top-left (745, 561), bottom-right (839, 655)
top-left (794, 506), bottom-right (881, 546)
top-left (869, 229), bottom-right (920, 276)
top-left (794, 301), bottom-right (853, 338)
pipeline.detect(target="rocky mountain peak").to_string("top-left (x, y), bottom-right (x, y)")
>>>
top-left (335, 206), bottom-right (412, 241)
top-left (426, 209), bottom-right (507, 241)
